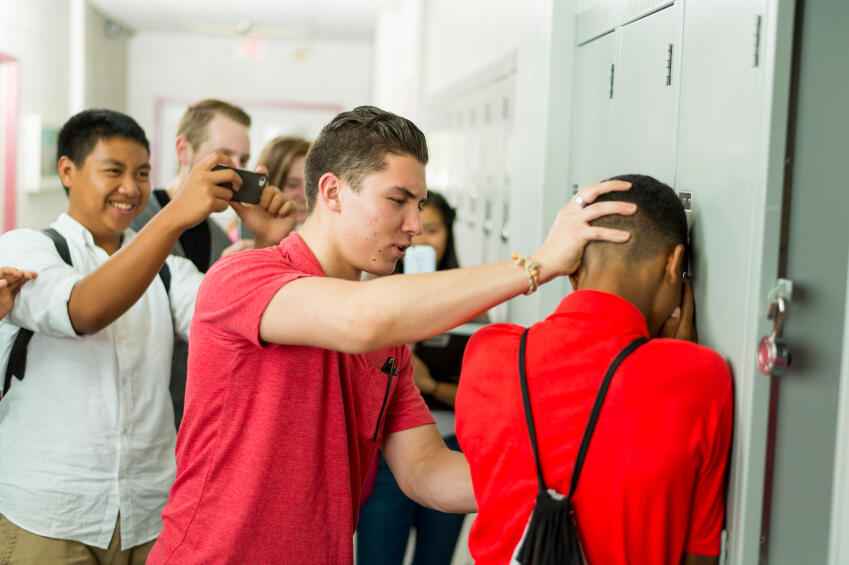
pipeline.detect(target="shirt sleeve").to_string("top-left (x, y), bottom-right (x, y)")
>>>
top-left (383, 344), bottom-right (435, 435)
top-left (194, 248), bottom-right (310, 347)
top-left (684, 356), bottom-right (734, 555)
top-left (165, 254), bottom-right (204, 342)
top-left (0, 229), bottom-right (82, 338)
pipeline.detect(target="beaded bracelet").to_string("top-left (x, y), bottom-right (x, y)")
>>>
top-left (512, 252), bottom-right (540, 296)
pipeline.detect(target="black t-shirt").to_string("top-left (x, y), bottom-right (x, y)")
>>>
top-left (153, 189), bottom-right (212, 272)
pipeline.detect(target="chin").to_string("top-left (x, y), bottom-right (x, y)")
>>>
top-left (362, 261), bottom-right (398, 278)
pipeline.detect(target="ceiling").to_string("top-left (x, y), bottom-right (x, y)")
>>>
top-left (87, 0), bottom-right (397, 42)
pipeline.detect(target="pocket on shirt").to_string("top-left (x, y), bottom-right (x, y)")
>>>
top-left (358, 368), bottom-right (397, 443)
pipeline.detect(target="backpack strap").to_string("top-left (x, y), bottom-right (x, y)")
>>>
top-left (158, 261), bottom-right (171, 296)
top-left (518, 328), bottom-right (649, 496)
top-left (3, 229), bottom-right (74, 398)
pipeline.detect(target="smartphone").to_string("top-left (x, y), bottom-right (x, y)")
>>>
top-left (211, 164), bottom-right (268, 205)
top-left (403, 245), bottom-right (437, 274)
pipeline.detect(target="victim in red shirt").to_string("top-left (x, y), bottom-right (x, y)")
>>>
top-left (455, 290), bottom-right (733, 565)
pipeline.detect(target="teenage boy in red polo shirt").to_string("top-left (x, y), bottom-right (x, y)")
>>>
top-left (148, 106), bottom-right (638, 564)
top-left (455, 174), bottom-right (732, 565)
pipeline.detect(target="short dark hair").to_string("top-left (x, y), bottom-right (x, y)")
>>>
top-left (57, 109), bottom-right (150, 192)
top-left (177, 98), bottom-right (251, 150)
top-left (586, 174), bottom-right (688, 265)
top-left (304, 105), bottom-right (429, 214)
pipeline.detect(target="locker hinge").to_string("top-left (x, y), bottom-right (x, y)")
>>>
top-left (753, 15), bottom-right (763, 67)
top-left (609, 63), bottom-right (615, 99)
top-left (665, 43), bottom-right (673, 86)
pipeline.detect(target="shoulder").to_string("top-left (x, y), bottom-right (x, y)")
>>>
top-left (0, 228), bottom-right (59, 262)
top-left (463, 323), bottom-right (525, 373)
top-left (642, 339), bottom-right (733, 397)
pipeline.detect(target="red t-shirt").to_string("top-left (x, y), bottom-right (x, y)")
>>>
top-left (148, 233), bottom-right (434, 565)
top-left (455, 290), bottom-right (733, 565)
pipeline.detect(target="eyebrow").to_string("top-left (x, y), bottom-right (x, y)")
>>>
top-left (99, 158), bottom-right (150, 170)
top-left (393, 186), bottom-right (428, 204)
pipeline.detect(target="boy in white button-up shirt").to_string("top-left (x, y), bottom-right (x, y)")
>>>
top-left (0, 109), bottom-right (294, 564)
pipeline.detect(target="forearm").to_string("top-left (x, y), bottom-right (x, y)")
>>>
top-left (423, 381), bottom-right (458, 407)
top-left (397, 447), bottom-right (476, 514)
top-left (68, 209), bottom-right (183, 334)
top-left (351, 259), bottom-right (544, 350)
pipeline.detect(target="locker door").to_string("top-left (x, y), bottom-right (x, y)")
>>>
top-left (570, 32), bottom-right (616, 190)
top-left (610, 5), bottom-right (677, 183)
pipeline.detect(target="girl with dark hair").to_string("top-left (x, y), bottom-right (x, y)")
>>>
top-left (357, 190), bottom-right (482, 565)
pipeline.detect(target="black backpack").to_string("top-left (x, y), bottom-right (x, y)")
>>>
top-left (513, 327), bottom-right (648, 565)
top-left (1, 228), bottom-right (171, 400)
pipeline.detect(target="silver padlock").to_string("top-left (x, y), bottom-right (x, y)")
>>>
top-left (757, 296), bottom-right (791, 375)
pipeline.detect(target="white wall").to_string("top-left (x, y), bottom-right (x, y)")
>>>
top-left (0, 0), bottom-right (131, 231)
top-left (84, 1), bottom-right (129, 111)
top-left (0, 0), bottom-right (73, 230)
top-left (126, 31), bottom-right (373, 186)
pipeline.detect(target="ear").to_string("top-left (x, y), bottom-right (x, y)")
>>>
top-left (175, 135), bottom-right (193, 167)
top-left (568, 264), bottom-right (586, 291)
top-left (57, 156), bottom-right (77, 191)
top-left (662, 244), bottom-right (686, 285)
top-left (317, 172), bottom-right (343, 213)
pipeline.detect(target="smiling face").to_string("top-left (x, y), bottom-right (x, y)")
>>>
top-left (283, 155), bottom-right (307, 224)
top-left (334, 153), bottom-right (426, 277)
top-left (61, 137), bottom-right (151, 253)
top-left (187, 114), bottom-right (250, 169)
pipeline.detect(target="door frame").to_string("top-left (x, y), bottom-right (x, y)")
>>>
top-left (0, 52), bottom-right (18, 232)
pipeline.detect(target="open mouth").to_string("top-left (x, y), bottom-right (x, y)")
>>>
top-left (394, 244), bottom-right (409, 258)
top-left (108, 200), bottom-right (135, 213)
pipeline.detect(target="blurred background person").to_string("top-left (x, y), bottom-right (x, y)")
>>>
top-left (257, 136), bottom-right (311, 229)
top-left (356, 190), bottom-right (483, 565)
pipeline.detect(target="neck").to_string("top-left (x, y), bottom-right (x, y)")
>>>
top-left (298, 216), bottom-right (361, 280)
top-left (577, 263), bottom-right (656, 328)
top-left (66, 210), bottom-right (122, 256)
top-left (165, 166), bottom-right (191, 200)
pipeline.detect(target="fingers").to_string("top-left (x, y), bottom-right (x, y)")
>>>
top-left (678, 279), bottom-right (695, 324)
top-left (276, 198), bottom-right (295, 219)
top-left (255, 164), bottom-right (269, 176)
top-left (198, 151), bottom-right (235, 171)
top-left (580, 200), bottom-right (637, 222)
top-left (574, 180), bottom-right (632, 206)
top-left (583, 226), bottom-right (631, 244)
top-left (208, 168), bottom-right (243, 193)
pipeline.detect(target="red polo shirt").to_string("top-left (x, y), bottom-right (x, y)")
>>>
top-left (148, 232), bottom-right (434, 565)
top-left (455, 290), bottom-right (733, 565)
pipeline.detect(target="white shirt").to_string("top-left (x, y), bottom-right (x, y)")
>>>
top-left (0, 213), bottom-right (202, 549)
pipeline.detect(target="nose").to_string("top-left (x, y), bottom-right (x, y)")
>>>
top-left (403, 206), bottom-right (423, 237)
top-left (119, 172), bottom-right (142, 197)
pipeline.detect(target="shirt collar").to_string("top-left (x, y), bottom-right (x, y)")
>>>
top-left (54, 213), bottom-right (135, 251)
top-left (550, 289), bottom-right (650, 337)
top-left (279, 232), bottom-right (326, 277)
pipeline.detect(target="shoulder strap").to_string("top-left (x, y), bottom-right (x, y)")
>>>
top-left (3, 229), bottom-right (73, 398)
top-left (42, 227), bottom-right (72, 266)
top-left (158, 262), bottom-right (171, 296)
top-left (518, 328), bottom-right (648, 496)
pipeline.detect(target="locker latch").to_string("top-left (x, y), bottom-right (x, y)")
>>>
top-left (757, 279), bottom-right (793, 376)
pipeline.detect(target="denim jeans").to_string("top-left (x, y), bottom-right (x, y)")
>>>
top-left (356, 435), bottom-right (466, 565)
